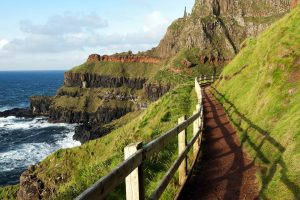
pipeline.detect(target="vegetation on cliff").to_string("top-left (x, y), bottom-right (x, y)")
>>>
top-left (54, 87), bottom-right (137, 113)
top-left (70, 61), bottom-right (161, 79)
top-left (214, 7), bottom-right (300, 199)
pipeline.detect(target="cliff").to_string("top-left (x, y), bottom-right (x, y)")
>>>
top-left (25, 54), bottom-right (172, 143)
top-left (30, 96), bottom-right (53, 116)
top-left (155, 0), bottom-right (291, 61)
top-left (64, 72), bottom-right (146, 89)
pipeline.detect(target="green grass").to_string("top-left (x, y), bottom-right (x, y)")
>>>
top-left (0, 83), bottom-right (198, 200)
top-left (0, 185), bottom-right (19, 200)
top-left (70, 61), bottom-right (161, 79)
top-left (214, 7), bottom-right (300, 200)
top-left (244, 13), bottom-right (286, 24)
top-left (166, 48), bottom-right (223, 76)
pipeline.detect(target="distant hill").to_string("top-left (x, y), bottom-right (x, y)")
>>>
top-left (155, 0), bottom-right (290, 61)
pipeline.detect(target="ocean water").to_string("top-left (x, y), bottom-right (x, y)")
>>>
top-left (0, 71), bottom-right (81, 186)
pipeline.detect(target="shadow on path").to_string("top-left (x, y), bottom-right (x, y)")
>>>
top-left (179, 86), bottom-right (259, 200)
top-left (211, 87), bottom-right (300, 200)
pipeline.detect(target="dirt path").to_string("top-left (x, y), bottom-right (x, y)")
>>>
top-left (179, 87), bottom-right (259, 200)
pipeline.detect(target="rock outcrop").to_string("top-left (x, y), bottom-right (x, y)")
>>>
top-left (291, 0), bottom-right (300, 8)
top-left (144, 83), bottom-right (172, 101)
top-left (73, 123), bottom-right (113, 143)
top-left (17, 165), bottom-right (50, 200)
top-left (155, 0), bottom-right (291, 60)
top-left (64, 72), bottom-right (146, 89)
top-left (30, 96), bottom-right (53, 116)
top-left (48, 105), bottom-right (133, 124)
top-left (87, 54), bottom-right (160, 64)
top-left (0, 108), bottom-right (34, 118)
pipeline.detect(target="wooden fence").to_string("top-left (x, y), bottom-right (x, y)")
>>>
top-left (76, 75), bottom-right (219, 200)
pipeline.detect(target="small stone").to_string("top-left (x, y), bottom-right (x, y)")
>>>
top-left (288, 88), bottom-right (296, 95)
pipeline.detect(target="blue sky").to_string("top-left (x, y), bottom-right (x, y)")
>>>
top-left (0, 0), bottom-right (194, 70)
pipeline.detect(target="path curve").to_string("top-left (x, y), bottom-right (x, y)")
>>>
top-left (179, 86), bottom-right (259, 200)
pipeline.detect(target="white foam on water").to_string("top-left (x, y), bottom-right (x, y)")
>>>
top-left (0, 116), bottom-right (74, 130)
top-left (0, 106), bottom-right (14, 112)
top-left (0, 117), bottom-right (81, 173)
top-left (0, 104), bottom-right (27, 112)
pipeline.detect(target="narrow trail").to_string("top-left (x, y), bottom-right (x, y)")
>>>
top-left (179, 87), bottom-right (259, 200)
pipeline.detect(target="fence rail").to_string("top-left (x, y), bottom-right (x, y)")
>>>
top-left (76, 75), bottom-right (218, 200)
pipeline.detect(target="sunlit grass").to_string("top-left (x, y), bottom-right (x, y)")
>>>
top-left (214, 7), bottom-right (300, 200)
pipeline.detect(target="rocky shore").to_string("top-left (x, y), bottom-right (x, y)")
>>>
top-left (0, 108), bottom-right (35, 118)
top-left (0, 53), bottom-right (172, 144)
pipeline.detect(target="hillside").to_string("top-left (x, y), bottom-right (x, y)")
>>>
top-left (0, 83), bottom-right (198, 200)
top-left (155, 0), bottom-right (290, 61)
top-left (214, 6), bottom-right (300, 199)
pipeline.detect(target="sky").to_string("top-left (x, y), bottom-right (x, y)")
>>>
top-left (0, 0), bottom-right (194, 71)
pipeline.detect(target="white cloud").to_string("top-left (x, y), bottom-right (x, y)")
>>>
top-left (143, 11), bottom-right (169, 32)
top-left (4, 13), bottom-right (108, 53)
top-left (20, 12), bottom-right (108, 35)
top-left (0, 11), bottom-right (171, 70)
top-left (0, 39), bottom-right (8, 50)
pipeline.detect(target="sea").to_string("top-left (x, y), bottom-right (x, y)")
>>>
top-left (0, 71), bottom-right (81, 186)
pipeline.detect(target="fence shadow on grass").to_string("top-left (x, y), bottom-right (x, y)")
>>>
top-left (212, 87), bottom-right (299, 200)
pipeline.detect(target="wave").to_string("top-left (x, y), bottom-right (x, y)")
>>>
top-left (0, 116), bottom-right (81, 175)
top-left (0, 139), bottom-right (80, 172)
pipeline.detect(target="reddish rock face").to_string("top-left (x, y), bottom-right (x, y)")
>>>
top-left (291, 0), bottom-right (300, 8)
top-left (87, 54), bottom-right (160, 64)
top-left (181, 59), bottom-right (193, 68)
top-left (87, 54), bottom-right (101, 62)
top-left (199, 55), bottom-right (229, 65)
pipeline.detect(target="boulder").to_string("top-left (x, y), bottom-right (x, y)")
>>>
top-left (0, 108), bottom-right (34, 118)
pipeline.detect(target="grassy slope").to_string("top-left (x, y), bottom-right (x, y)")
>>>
top-left (0, 185), bottom-right (19, 200)
top-left (214, 7), bottom-right (300, 200)
top-left (0, 83), bottom-right (198, 200)
top-left (70, 61), bottom-right (161, 79)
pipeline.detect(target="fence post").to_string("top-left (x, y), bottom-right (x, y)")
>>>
top-left (178, 116), bottom-right (187, 186)
top-left (193, 110), bottom-right (200, 160)
top-left (201, 105), bottom-right (204, 130)
top-left (124, 142), bottom-right (144, 200)
top-left (211, 75), bottom-right (214, 83)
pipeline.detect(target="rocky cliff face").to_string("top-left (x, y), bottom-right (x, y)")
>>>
top-left (28, 54), bottom-right (171, 127)
top-left (144, 83), bottom-right (172, 101)
top-left (64, 72), bottom-right (146, 89)
top-left (155, 0), bottom-right (291, 60)
top-left (291, 0), bottom-right (300, 8)
top-left (48, 105), bottom-right (133, 124)
top-left (18, 165), bottom-right (49, 200)
top-left (30, 96), bottom-right (53, 116)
